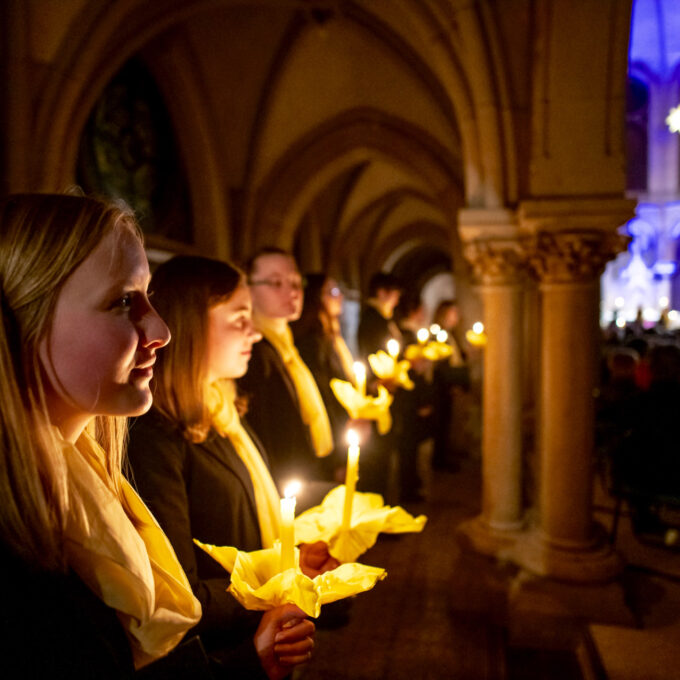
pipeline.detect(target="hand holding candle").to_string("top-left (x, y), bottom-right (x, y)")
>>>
top-left (353, 361), bottom-right (366, 396)
top-left (341, 429), bottom-right (360, 531)
top-left (280, 480), bottom-right (301, 572)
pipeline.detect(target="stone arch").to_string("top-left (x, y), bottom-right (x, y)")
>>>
top-left (29, 0), bottom-right (233, 255)
top-left (245, 108), bottom-right (463, 255)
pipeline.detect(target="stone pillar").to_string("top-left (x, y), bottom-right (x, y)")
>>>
top-left (518, 199), bottom-right (633, 582)
top-left (457, 210), bottom-right (526, 554)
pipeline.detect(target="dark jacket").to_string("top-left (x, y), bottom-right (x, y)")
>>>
top-left (0, 545), bottom-right (135, 680)
top-left (127, 409), bottom-right (265, 678)
top-left (237, 338), bottom-right (318, 485)
top-left (357, 305), bottom-right (401, 361)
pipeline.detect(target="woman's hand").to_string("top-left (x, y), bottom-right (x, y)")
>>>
top-left (254, 604), bottom-right (315, 680)
top-left (299, 541), bottom-right (340, 578)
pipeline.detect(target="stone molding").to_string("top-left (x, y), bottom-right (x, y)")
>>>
top-left (463, 238), bottom-right (527, 285)
top-left (526, 230), bottom-right (629, 284)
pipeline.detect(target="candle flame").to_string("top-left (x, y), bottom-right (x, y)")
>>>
top-left (472, 322), bottom-right (484, 334)
top-left (429, 323), bottom-right (441, 335)
top-left (283, 480), bottom-right (301, 498)
top-left (386, 338), bottom-right (399, 357)
top-left (352, 361), bottom-right (366, 378)
top-left (416, 328), bottom-right (429, 343)
top-left (347, 428), bottom-right (359, 447)
top-left (436, 330), bottom-right (448, 343)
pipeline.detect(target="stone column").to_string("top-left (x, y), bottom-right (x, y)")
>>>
top-left (518, 200), bottom-right (633, 582)
top-left (457, 210), bottom-right (526, 554)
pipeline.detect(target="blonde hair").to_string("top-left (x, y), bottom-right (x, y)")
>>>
top-left (149, 255), bottom-right (243, 443)
top-left (0, 193), bottom-right (142, 570)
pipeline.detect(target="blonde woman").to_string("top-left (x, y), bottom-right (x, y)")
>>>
top-left (0, 193), bottom-right (200, 678)
top-left (127, 256), bottom-right (327, 680)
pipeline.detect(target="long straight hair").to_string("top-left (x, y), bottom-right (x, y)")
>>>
top-left (149, 255), bottom-right (243, 443)
top-left (0, 193), bottom-right (141, 570)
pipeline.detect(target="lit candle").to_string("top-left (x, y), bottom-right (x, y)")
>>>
top-left (416, 328), bottom-right (429, 345)
top-left (280, 480), bottom-right (300, 572)
top-left (341, 429), bottom-right (360, 531)
top-left (436, 329), bottom-right (448, 343)
top-left (466, 321), bottom-right (487, 347)
top-left (430, 323), bottom-right (441, 335)
top-left (353, 361), bottom-right (366, 396)
top-left (387, 338), bottom-right (400, 358)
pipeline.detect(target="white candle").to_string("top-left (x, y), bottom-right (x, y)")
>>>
top-left (353, 361), bottom-right (366, 396)
top-left (341, 429), bottom-right (360, 531)
top-left (280, 481), bottom-right (300, 572)
top-left (416, 328), bottom-right (429, 345)
top-left (387, 338), bottom-right (400, 358)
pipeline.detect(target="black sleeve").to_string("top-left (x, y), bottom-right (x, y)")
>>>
top-left (126, 418), bottom-right (262, 648)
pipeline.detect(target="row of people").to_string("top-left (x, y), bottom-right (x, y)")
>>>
top-left (0, 192), bottom-right (466, 678)
top-left (0, 195), bottom-right (316, 679)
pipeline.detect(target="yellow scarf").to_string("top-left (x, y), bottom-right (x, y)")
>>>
top-left (333, 333), bottom-right (356, 382)
top-left (206, 379), bottom-right (281, 548)
top-left (61, 431), bottom-right (201, 669)
top-left (255, 314), bottom-right (333, 458)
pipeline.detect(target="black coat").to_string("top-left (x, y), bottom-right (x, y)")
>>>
top-left (357, 305), bottom-right (401, 361)
top-left (0, 545), bottom-right (135, 680)
top-left (127, 409), bottom-right (265, 678)
top-left (237, 338), bottom-right (318, 485)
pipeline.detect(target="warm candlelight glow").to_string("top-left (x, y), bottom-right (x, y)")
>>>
top-left (436, 329), bottom-right (448, 343)
top-left (342, 429), bottom-right (361, 531)
top-left (416, 328), bottom-right (429, 345)
top-left (472, 322), bottom-right (484, 334)
top-left (280, 480), bottom-right (300, 572)
top-left (353, 361), bottom-right (366, 396)
top-left (386, 338), bottom-right (400, 358)
top-left (429, 323), bottom-right (441, 335)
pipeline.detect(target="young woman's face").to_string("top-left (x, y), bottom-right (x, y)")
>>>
top-left (39, 228), bottom-right (170, 437)
top-left (249, 253), bottom-right (304, 321)
top-left (206, 285), bottom-right (262, 382)
top-left (322, 278), bottom-right (343, 319)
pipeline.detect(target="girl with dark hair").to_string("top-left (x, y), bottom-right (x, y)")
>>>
top-left (127, 255), bottom-right (328, 680)
top-left (291, 274), bottom-right (355, 478)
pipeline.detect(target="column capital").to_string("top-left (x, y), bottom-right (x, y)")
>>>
top-left (517, 198), bottom-right (635, 284)
top-left (463, 238), bottom-right (526, 285)
top-left (526, 229), bottom-right (629, 284)
top-left (458, 208), bottom-right (525, 285)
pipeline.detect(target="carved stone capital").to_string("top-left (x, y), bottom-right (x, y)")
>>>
top-left (463, 238), bottom-right (526, 285)
top-left (526, 230), bottom-right (629, 284)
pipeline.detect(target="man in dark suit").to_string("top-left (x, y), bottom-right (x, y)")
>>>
top-left (238, 248), bottom-right (332, 500)
top-left (357, 271), bottom-right (403, 359)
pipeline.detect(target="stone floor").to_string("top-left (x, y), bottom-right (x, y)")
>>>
top-left (293, 454), bottom-right (680, 680)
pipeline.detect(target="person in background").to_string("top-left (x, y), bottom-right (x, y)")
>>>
top-left (127, 255), bottom-right (325, 679)
top-left (431, 299), bottom-right (469, 472)
top-left (291, 273), bottom-right (355, 481)
top-left (355, 272), bottom-right (403, 498)
top-left (239, 248), bottom-right (334, 504)
top-left (357, 271), bottom-right (403, 360)
top-left (0, 193), bottom-right (202, 679)
top-left (394, 295), bottom-right (435, 503)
